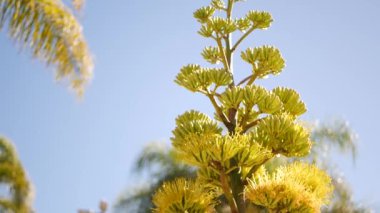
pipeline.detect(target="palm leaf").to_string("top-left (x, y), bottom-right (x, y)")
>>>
top-left (0, 137), bottom-right (32, 213)
top-left (0, 0), bottom-right (93, 95)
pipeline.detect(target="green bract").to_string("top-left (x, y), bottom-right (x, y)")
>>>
top-left (253, 115), bottom-right (312, 157)
top-left (211, 0), bottom-right (225, 10)
top-left (246, 11), bottom-right (273, 29)
top-left (208, 17), bottom-right (237, 35)
top-left (219, 87), bottom-right (244, 109)
top-left (175, 64), bottom-right (205, 92)
top-left (236, 18), bottom-right (251, 32)
top-left (241, 46), bottom-right (285, 78)
top-left (242, 85), bottom-right (268, 108)
top-left (172, 110), bottom-right (222, 147)
top-left (202, 46), bottom-right (222, 64)
top-left (198, 25), bottom-right (214, 38)
top-left (273, 87), bottom-right (307, 116)
top-left (207, 68), bottom-right (233, 86)
top-left (175, 64), bottom-right (232, 92)
top-left (256, 93), bottom-right (283, 114)
top-left (194, 6), bottom-right (215, 23)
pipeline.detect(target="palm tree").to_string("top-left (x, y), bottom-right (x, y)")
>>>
top-left (114, 143), bottom-right (196, 213)
top-left (0, 137), bottom-right (32, 213)
top-left (0, 0), bottom-right (93, 95)
top-left (1, 1), bottom-right (92, 211)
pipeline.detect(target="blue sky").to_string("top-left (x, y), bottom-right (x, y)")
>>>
top-left (1, 0), bottom-right (379, 212)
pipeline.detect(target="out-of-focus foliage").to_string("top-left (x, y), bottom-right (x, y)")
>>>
top-left (0, 0), bottom-right (93, 95)
top-left (72, 0), bottom-right (85, 11)
top-left (0, 1), bottom-right (91, 211)
top-left (0, 137), bottom-right (33, 213)
top-left (325, 174), bottom-right (372, 213)
top-left (310, 119), bottom-right (357, 163)
top-left (312, 120), bottom-right (372, 213)
top-left (78, 200), bottom-right (108, 213)
top-left (114, 143), bottom-right (196, 213)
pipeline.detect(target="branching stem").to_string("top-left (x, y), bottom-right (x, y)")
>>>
top-left (215, 36), bottom-right (230, 73)
top-left (231, 26), bottom-right (256, 52)
top-left (207, 93), bottom-right (234, 132)
top-left (237, 74), bottom-right (253, 86)
top-left (216, 162), bottom-right (239, 213)
top-left (243, 118), bottom-right (263, 133)
top-left (246, 72), bottom-right (259, 85)
top-left (246, 157), bottom-right (272, 179)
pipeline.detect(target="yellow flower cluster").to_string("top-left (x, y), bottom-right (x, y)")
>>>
top-left (152, 178), bottom-right (215, 213)
top-left (245, 162), bottom-right (333, 212)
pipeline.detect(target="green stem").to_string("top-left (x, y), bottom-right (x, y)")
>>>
top-left (226, 0), bottom-right (235, 86)
top-left (215, 36), bottom-right (230, 73)
top-left (207, 93), bottom-right (234, 132)
top-left (220, 170), bottom-right (239, 213)
top-left (230, 167), bottom-right (246, 212)
top-left (231, 26), bottom-right (256, 52)
top-left (246, 72), bottom-right (259, 85)
top-left (237, 74), bottom-right (253, 86)
top-left (243, 118), bottom-right (262, 133)
top-left (227, 0), bottom-right (234, 19)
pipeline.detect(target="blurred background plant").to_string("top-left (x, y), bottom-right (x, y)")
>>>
top-left (0, 137), bottom-right (32, 213)
top-left (0, 0), bottom-right (93, 95)
top-left (78, 200), bottom-right (108, 213)
top-left (0, 0), bottom-right (92, 211)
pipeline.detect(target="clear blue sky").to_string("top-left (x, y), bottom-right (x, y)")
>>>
top-left (1, 0), bottom-right (379, 212)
